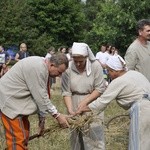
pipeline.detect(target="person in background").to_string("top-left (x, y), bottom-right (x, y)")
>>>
top-left (15, 43), bottom-right (29, 62)
top-left (0, 53), bottom-right (69, 149)
top-left (109, 46), bottom-right (116, 56)
top-left (57, 45), bottom-right (68, 85)
top-left (95, 44), bottom-right (109, 68)
top-left (66, 47), bottom-right (72, 61)
top-left (96, 44), bottom-right (110, 82)
top-left (45, 46), bottom-right (55, 59)
top-left (125, 19), bottom-right (150, 81)
top-left (58, 46), bottom-right (67, 54)
top-left (0, 45), bottom-right (11, 72)
top-left (0, 63), bottom-right (9, 78)
top-left (61, 42), bottom-right (106, 150)
top-left (106, 44), bottom-right (113, 52)
top-left (66, 47), bottom-right (72, 67)
top-left (45, 46), bottom-right (56, 91)
top-left (76, 55), bottom-right (150, 150)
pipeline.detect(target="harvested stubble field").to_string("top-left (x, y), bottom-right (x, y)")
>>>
top-left (0, 78), bottom-right (129, 150)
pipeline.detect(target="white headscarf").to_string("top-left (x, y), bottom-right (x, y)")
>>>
top-left (71, 42), bottom-right (96, 76)
top-left (106, 55), bottom-right (127, 71)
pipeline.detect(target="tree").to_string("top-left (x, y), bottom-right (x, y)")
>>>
top-left (28, 0), bottom-right (86, 55)
top-left (0, 0), bottom-right (86, 56)
top-left (0, 0), bottom-right (38, 55)
top-left (84, 0), bottom-right (150, 55)
top-left (1, 0), bottom-right (149, 56)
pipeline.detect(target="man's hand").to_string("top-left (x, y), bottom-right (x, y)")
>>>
top-left (55, 113), bottom-right (70, 128)
top-left (38, 116), bottom-right (45, 136)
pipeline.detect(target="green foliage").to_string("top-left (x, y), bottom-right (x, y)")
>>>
top-left (0, 0), bottom-right (150, 56)
top-left (0, 0), bottom-right (39, 55)
top-left (27, 0), bottom-right (86, 55)
top-left (0, 0), bottom-right (86, 56)
top-left (84, 0), bottom-right (150, 55)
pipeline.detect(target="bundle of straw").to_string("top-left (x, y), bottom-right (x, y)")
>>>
top-left (29, 112), bottom-right (96, 141)
top-left (68, 112), bottom-right (95, 131)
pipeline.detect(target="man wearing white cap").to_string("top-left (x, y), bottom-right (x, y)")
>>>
top-left (61, 42), bottom-right (106, 150)
top-left (76, 55), bottom-right (150, 150)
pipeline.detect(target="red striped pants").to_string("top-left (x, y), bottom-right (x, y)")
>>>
top-left (1, 112), bottom-right (30, 150)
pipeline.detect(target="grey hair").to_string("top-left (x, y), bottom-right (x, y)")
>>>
top-left (136, 19), bottom-right (150, 32)
top-left (49, 53), bottom-right (69, 68)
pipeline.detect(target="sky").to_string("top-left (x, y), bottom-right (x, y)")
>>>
top-left (81, 0), bottom-right (86, 3)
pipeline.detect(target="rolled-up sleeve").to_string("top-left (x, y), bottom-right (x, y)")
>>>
top-left (61, 69), bottom-right (72, 97)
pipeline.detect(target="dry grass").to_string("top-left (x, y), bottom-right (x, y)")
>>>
top-left (0, 77), bottom-right (129, 150)
top-left (104, 102), bottom-right (129, 150)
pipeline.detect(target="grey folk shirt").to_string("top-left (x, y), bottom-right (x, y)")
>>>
top-left (0, 56), bottom-right (57, 119)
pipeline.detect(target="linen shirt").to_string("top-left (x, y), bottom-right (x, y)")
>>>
top-left (96, 51), bottom-right (110, 65)
top-left (89, 70), bottom-right (150, 112)
top-left (0, 56), bottom-right (57, 119)
top-left (62, 60), bottom-right (105, 96)
top-left (61, 59), bottom-right (106, 150)
top-left (89, 70), bottom-right (150, 150)
top-left (125, 39), bottom-right (150, 81)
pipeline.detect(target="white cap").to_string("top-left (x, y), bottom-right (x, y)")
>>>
top-left (106, 55), bottom-right (127, 71)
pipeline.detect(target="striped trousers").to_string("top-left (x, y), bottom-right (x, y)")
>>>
top-left (1, 112), bottom-right (30, 150)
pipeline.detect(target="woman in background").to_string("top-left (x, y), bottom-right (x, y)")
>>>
top-left (0, 63), bottom-right (9, 78)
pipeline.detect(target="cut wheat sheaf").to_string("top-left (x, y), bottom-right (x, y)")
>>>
top-left (29, 112), bottom-right (129, 141)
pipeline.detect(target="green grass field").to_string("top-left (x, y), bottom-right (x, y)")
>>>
top-left (0, 78), bottom-right (129, 150)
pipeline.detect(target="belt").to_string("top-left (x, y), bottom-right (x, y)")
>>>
top-left (72, 92), bottom-right (89, 95)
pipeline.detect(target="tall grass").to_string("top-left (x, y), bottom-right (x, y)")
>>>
top-left (0, 78), bottom-right (129, 150)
